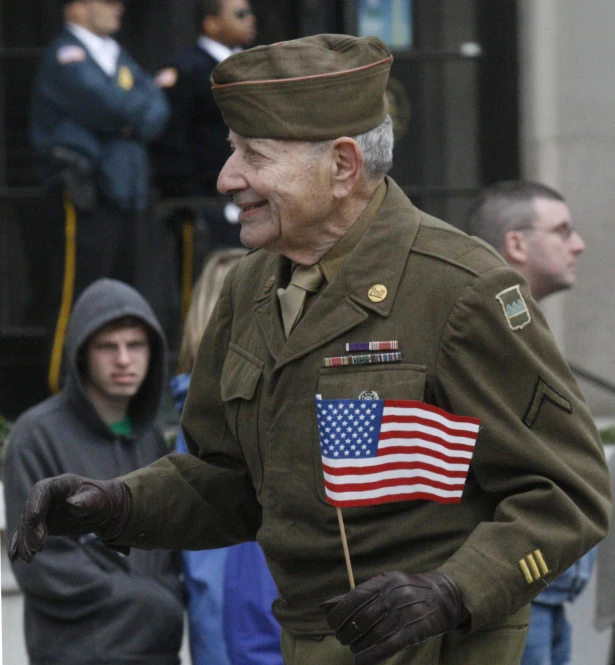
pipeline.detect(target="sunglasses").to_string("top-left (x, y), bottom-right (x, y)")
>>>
top-left (234, 8), bottom-right (254, 19)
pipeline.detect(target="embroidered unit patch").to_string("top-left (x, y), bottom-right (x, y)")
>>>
top-left (496, 284), bottom-right (531, 330)
top-left (518, 550), bottom-right (550, 584)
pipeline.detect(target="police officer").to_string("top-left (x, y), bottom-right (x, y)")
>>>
top-left (30, 0), bottom-right (170, 392)
top-left (11, 35), bottom-right (611, 665)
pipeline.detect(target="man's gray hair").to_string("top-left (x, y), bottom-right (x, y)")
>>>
top-left (466, 180), bottom-right (566, 252)
top-left (310, 116), bottom-right (394, 181)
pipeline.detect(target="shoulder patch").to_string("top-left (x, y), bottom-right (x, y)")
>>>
top-left (57, 45), bottom-right (87, 65)
top-left (155, 67), bottom-right (178, 88)
top-left (496, 284), bottom-right (531, 331)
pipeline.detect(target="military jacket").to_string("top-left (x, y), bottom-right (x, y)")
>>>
top-left (116, 178), bottom-right (610, 634)
top-left (30, 29), bottom-right (170, 211)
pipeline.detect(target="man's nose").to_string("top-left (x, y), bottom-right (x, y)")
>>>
top-left (570, 230), bottom-right (586, 255)
top-left (217, 153), bottom-right (246, 195)
top-left (115, 345), bottom-right (131, 364)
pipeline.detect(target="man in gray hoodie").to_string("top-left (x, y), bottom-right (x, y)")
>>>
top-left (3, 278), bottom-right (184, 665)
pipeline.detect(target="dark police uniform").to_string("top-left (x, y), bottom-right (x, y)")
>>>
top-left (112, 178), bottom-right (610, 662)
top-left (152, 44), bottom-right (230, 197)
top-left (30, 27), bottom-right (170, 391)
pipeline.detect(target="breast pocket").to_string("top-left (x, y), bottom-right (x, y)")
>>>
top-left (220, 343), bottom-right (265, 491)
top-left (314, 363), bottom-right (427, 502)
top-left (317, 363), bottom-right (427, 400)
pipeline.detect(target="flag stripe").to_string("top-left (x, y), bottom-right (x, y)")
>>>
top-left (380, 431), bottom-right (474, 455)
top-left (326, 491), bottom-right (463, 508)
top-left (323, 459), bottom-right (470, 477)
top-left (324, 451), bottom-right (472, 471)
top-left (324, 476), bottom-right (466, 493)
top-left (384, 400), bottom-right (481, 426)
top-left (381, 414), bottom-right (479, 437)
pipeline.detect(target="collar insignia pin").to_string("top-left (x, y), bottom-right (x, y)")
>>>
top-left (368, 284), bottom-right (387, 303)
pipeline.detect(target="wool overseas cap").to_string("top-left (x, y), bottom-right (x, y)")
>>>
top-left (211, 34), bottom-right (393, 140)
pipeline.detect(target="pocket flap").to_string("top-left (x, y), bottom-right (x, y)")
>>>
top-left (221, 343), bottom-right (264, 402)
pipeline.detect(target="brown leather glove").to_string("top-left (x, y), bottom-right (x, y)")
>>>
top-left (323, 571), bottom-right (468, 665)
top-left (8, 473), bottom-right (131, 563)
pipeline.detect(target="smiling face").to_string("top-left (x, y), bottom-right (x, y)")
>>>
top-left (83, 322), bottom-right (150, 418)
top-left (217, 131), bottom-right (339, 260)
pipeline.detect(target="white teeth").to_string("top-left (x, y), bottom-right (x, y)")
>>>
top-left (244, 201), bottom-right (265, 211)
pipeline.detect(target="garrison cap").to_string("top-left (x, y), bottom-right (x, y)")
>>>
top-left (211, 33), bottom-right (393, 140)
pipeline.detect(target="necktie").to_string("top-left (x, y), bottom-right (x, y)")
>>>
top-left (277, 264), bottom-right (324, 338)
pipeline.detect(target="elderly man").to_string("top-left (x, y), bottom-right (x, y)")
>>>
top-left (9, 35), bottom-right (611, 665)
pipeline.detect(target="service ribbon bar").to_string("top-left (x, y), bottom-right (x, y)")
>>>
top-left (324, 352), bottom-right (402, 367)
top-left (346, 341), bottom-right (399, 352)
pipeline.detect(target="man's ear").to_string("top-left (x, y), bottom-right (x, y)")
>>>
top-left (330, 137), bottom-right (364, 199)
top-left (502, 230), bottom-right (529, 265)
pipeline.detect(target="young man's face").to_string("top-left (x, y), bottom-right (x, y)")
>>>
top-left (209, 0), bottom-right (256, 48)
top-left (84, 323), bottom-right (150, 405)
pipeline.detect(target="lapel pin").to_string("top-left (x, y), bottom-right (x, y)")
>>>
top-left (368, 284), bottom-right (387, 303)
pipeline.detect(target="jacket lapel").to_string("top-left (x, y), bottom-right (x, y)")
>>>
top-left (271, 179), bottom-right (422, 372)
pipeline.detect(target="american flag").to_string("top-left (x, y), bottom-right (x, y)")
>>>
top-left (316, 398), bottom-right (480, 508)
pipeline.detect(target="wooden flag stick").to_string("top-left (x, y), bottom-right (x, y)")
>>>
top-left (336, 507), bottom-right (355, 589)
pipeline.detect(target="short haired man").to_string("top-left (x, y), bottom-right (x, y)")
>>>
top-left (31, 0), bottom-right (170, 392)
top-left (467, 181), bottom-right (593, 665)
top-left (10, 36), bottom-right (611, 665)
top-left (466, 181), bottom-right (586, 301)
top-left (4, 279), bottom-right (184, 665)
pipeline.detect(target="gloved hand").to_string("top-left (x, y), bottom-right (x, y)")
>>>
top-left (9, 473), bottom-right (131, 563)
top-left (323, 571), bottom-right (468, 665)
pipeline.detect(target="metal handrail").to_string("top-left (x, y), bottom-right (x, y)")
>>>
top-left (568, 362), bottom-right (615, 397)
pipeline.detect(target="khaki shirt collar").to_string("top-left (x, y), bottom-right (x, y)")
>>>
top-left (319, 180), bottom-right (387, 283)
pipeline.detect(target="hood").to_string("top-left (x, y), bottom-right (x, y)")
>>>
top-left (64, 279), bottom-right (167, 438)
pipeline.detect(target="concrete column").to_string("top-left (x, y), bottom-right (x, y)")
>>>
top-left (518, 0), bottom-right (615, 415)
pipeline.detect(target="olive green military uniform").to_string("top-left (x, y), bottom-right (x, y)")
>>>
top-left (113, 178), bottom-right (610, 662)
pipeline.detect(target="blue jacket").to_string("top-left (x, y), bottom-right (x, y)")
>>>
top-left (532, 548), bottom-right (597, 606)
top-left (30, 28), bottom-right (170, 211)
top-left (170, 373), bottom-right (283, 665)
